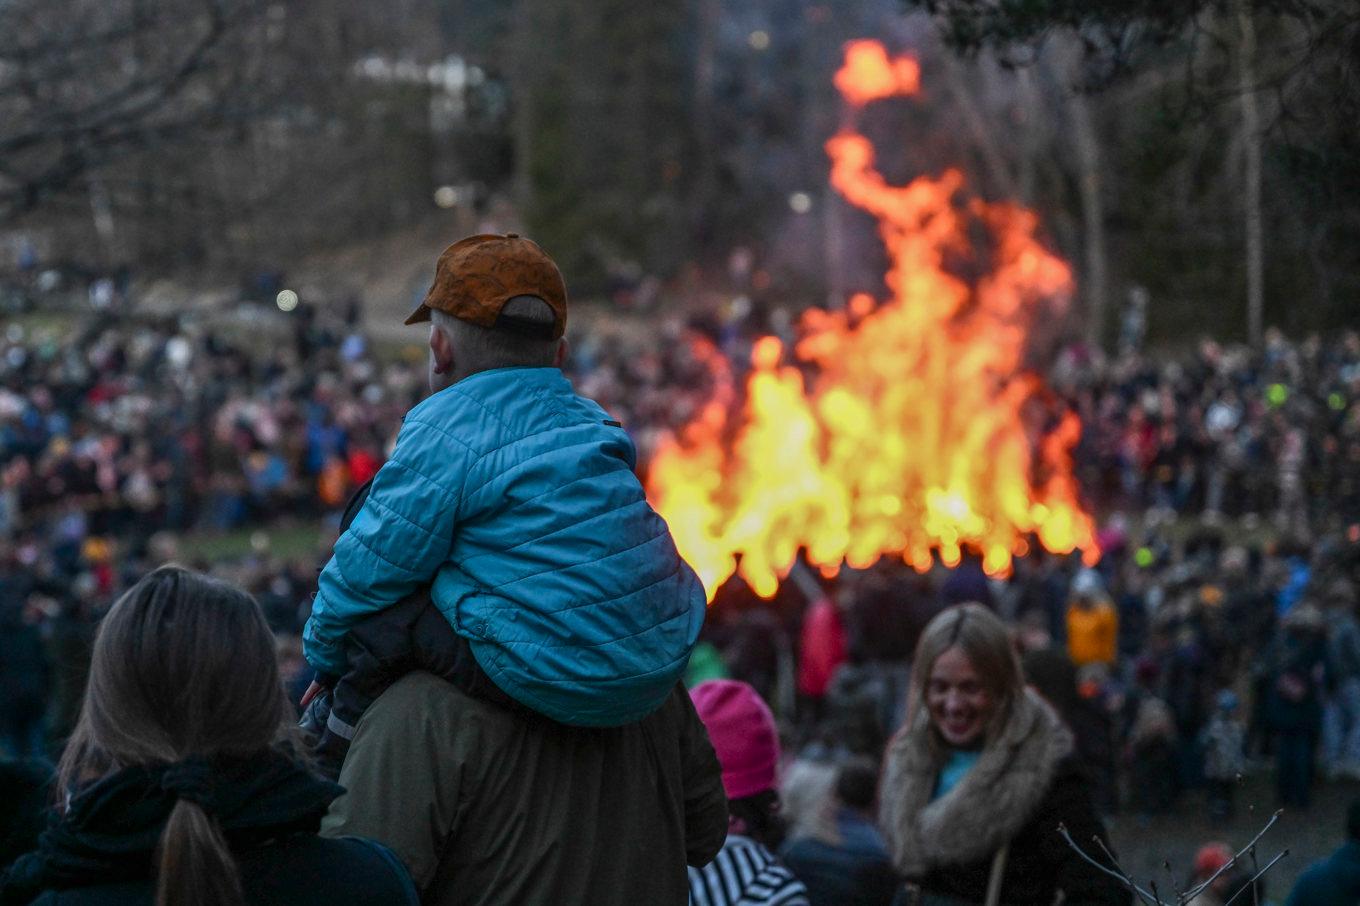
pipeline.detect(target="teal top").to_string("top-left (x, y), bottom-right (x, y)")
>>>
top-left (932, 749), bottom-right (981, 801)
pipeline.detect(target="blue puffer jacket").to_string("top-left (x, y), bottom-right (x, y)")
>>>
top-left (304, 367), bottom-right (707, 726)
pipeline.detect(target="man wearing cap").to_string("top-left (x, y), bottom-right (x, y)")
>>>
top-left (308, 235), bottom-right (725, 904)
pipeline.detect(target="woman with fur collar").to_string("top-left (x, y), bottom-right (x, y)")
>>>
top-left (880, 604), bottom-right (1130, 905)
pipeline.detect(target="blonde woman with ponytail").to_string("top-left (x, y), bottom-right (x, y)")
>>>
top-left (0, 566), bottom-right (417, 906)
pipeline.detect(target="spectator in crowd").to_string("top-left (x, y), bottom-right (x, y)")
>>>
top-left (688, 680), bottom-right (810, 906)
top-left (1124, 691), bottom-right (1178, 818)
top-left (781, 756), bottom-right (897, 906)
top-left (879, 604), bottom-right (1128, 904)
top-left (1186, 842), bottom-right (1264, 906)
top-left (796, 591), bottom-right (848, 726)
top-left (0, 566), bottom-right (418, 905)
top-left (1114, 562), bottom-right (1151, 661)
top-left (1022, 646), bottom-right (1117, 816)
top-left (939, 550), bottom-right (994, 611)
top-left (302, 234), bottom-right (707, 735)
top-left (1200, 690), bottom-right (1247, 820)
top-left (1285, 799), bottom-right (1360, 906)
top-left (1262, 602), bottom-right (1329, 808)
top-left (0, 574), bottom-right (48, 759)
top-left (1066, 568), bottom-right (1118, 668)
top-left (685, 637), bottom-right (730, 688)
top-left (1159, 605), bottom-right (1212, 794)
top-left (322, 669), bottom-right (727, 904)
top-left (1323, 579), bottom-right (1360, 780)
top-left (778, 759), bottom-right (838, 847)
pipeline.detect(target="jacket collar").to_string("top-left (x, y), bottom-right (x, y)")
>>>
top-left (1, 751), bottom-right (339, 901)
top-left (447, 366), bottom-right (566, 396)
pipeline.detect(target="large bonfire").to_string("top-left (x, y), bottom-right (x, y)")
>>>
top-left (647, 40), bottom-right (1098, 601)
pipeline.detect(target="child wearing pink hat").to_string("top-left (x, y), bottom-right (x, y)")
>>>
top-left (688, 680), bottom-right (809, 906)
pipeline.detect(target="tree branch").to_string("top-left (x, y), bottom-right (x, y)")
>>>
top-left (1059, 811), bottom-right (1287, 906)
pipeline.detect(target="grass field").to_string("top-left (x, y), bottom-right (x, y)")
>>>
top-left (176, 522), bottom-right (329, 564)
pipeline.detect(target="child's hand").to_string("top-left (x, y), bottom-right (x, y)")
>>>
top-left (300, 679), bottom-right (327, 708)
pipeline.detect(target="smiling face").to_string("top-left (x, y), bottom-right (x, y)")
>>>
top-left (926, 645), bottom-right (996, 749)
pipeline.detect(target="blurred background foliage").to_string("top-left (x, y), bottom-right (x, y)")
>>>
top-left (1, 0), bottom-right (1356, 345)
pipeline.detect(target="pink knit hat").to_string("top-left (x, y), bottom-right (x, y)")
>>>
top-left (691, 680), bottom-right (780, 800)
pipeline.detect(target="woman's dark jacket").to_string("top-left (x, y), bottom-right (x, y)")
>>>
top-left (881, 689), bottom-right (1130, 905)
top-left (0, 752), bottom-right (416, 906)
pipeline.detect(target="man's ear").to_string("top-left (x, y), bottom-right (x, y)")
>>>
top-left (553, 337), bottom-right (569, 368)
top-left (430, 324), bottom-right (455, 375)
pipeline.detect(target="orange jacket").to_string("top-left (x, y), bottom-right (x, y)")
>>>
top-left (1067, 601), bottom-right (1118, 666)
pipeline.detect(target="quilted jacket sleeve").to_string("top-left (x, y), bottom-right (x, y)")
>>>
top-left (304, 416), bottom-right (473, 676)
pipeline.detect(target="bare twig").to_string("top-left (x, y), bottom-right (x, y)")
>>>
top-left (1058, 810), bottom-right (1287, 906)
top-left (1222, 850), bottom-right (1289, 906)
top-left (1180, 810), bottom-right (1282, 902)
top-left (1249, 841), bottom-right (1262, 906)
top-left (1056, 823), bottom-right (1161, 905)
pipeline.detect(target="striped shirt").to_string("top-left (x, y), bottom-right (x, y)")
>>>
top-left (689, 835), bottom-right (810, 906)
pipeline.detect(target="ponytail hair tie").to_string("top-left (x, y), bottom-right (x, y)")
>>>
top-left (159, 758), bottom-right (215, 809)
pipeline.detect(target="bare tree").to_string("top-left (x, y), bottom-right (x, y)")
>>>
top-left (0, 0), bottom-right (276, 223)
top-left (1236, 0), bottom-right (1265, 346)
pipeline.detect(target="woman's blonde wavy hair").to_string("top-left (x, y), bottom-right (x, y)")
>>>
top-left (908, 603), bottom-right (1026, 750)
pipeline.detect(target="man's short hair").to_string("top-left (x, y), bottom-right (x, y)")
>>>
top-left (432, 295), bottom-right (560, 376)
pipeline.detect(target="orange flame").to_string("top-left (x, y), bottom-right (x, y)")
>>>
top-left (648, 40), bottom-right (1098, 600)
top-left (834, 39), bottom-right (921, 106)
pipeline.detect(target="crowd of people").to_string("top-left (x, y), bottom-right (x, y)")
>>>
top-left (1064, 328), bottom-right (1360, 533)
top-left (0, 303), bottom-right (417, 542)
top-left (697, 523), bottom-right (1360, 901)
top-left (1, 274), bottom-right (1358, 904)
top-left (2, 297), bottom-right (1356, 588)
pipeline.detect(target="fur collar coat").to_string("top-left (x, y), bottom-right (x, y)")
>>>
top-left (879, 687), bottom-right (1129, 904)
top-left (881, 687), bottom-right (1074, 877)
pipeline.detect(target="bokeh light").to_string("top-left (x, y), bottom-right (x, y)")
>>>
top-left (433, 185), bottom-right (459, 208)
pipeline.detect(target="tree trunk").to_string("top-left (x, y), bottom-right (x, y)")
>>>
top-left (87, 176), bottom-right (118, 266)
top-left (940, 54), bottom-right (1018, 200)
top-left (1068, 86), bottom-right (1109, 350)
top-left (1237, 1), bottom-right (1265, 346)
top-left (509, 0), bottom-right (538, 216)
top-left (691, 0), bottom-right (719, 248)
top-left (1014, 66), bottom-right (1041, 206)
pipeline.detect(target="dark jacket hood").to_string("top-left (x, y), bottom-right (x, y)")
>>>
top-left (0, 751), bottom-right (339, 905)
